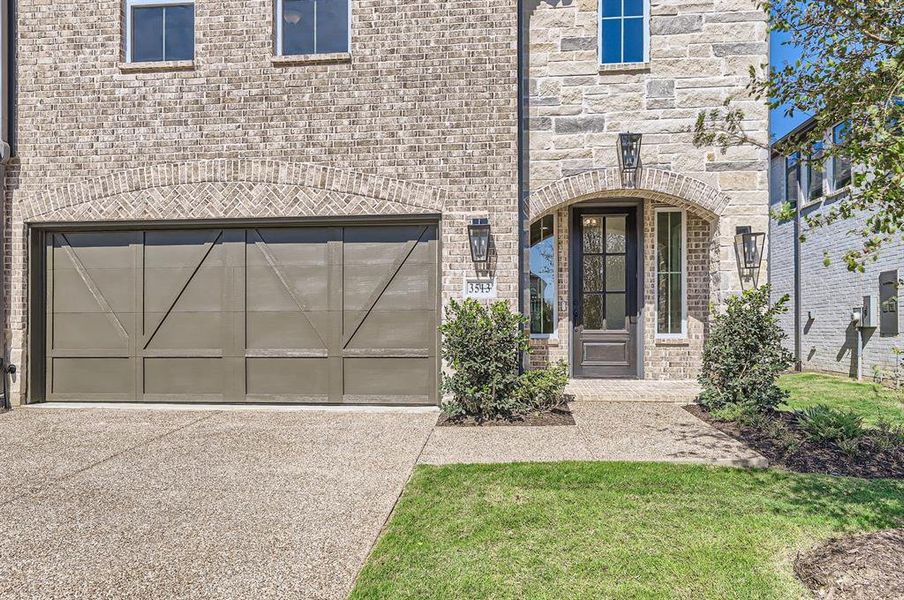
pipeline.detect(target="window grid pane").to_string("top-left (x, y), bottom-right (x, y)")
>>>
top-left (601, 0), bottom-right (645, 64)
top-left (530, 215), bottom-right (556, 335)
top-left (656, 211), bottom-right (684, 335)
top-left (282, 0), bottom-right (349, 55)
top-left (130, 3), bottom-right (194, 63)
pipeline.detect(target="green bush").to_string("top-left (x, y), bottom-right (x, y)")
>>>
top-left (440, 299), bottom-right (529, 420)
top-left (698, 285), bottom-right (793, 412)
top-left (797, 404), bottom-right (865, 443)
top-left (513, 361), bottom-right (568, 413)
top-left (864, 418), bottom-right (904, 452)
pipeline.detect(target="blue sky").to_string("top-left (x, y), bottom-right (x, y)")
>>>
top-left (770, 29), bottom-right (810, 140)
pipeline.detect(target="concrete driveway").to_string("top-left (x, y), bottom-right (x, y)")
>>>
top-left (0, 401), bottom-right (761, 599)
top-left (0, 406), bottom-right (436, 600)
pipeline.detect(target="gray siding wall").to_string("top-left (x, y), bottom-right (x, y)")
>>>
top-left (769, 156), bottom-right (904, 379)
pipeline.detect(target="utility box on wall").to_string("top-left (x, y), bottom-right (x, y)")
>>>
top-left (860, 295), bottom-right (879, 329)
top-left (880, 270), bottom-right (899, 336)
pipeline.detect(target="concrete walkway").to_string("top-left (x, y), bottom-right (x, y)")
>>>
top-left (0, 401), bottom-right (763, 599)
top-left (420, 402), bottom-right (766, 467)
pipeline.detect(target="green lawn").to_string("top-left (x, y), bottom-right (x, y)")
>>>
top-left (351, 462), bottom-right (904, 600)
top-left (779, 372), bottom-right (904, 426)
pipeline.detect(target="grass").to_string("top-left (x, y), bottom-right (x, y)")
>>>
top-left (351, 462), bottom-right (904, 600)
top-left (779, 372), bottom-right (904, 426)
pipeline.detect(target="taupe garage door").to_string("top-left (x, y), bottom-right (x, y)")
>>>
top-left (43, 223), bottom-right (439, 405)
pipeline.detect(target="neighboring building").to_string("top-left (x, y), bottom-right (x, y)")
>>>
top-left (769, 118), bottom-right (903, 379)
top-left (2, 0), bottom-right (769, 406)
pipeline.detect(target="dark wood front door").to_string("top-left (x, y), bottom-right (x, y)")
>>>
top-left (572, 208), bottom-right (638, 378)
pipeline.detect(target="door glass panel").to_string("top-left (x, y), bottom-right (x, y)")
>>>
top-left (583, 255), bottom-right (603, 292)
top-left (605, 293), bottom-right (626, 330)
top-left (605, 216), bottom-right (626, 253)
top-left (582, 216), bottom-right (603, 254)
top-left (605, 255), bottom-right (625, 292)
top-left (583, 294), bottom-right (603, 330)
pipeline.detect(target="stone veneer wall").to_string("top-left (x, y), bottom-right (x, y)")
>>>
top-left (525, 0), bottom-right (769, 378)
top-left (5, 0), bottom-right (519, 404)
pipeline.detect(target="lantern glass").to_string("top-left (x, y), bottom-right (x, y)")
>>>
top-left (468, 219), bottom-right (491, 263)
top-left (618, 132), bottom-right (643, 171)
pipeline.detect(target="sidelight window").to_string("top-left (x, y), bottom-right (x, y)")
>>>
top-left (655, 208), bottom-right (686, 337)
top-left (530, 215), bottom-right (556, 336)
top-left (277, 0), bottom-right (350, 56)
top-left (126, 0), bottom-right (195, 63)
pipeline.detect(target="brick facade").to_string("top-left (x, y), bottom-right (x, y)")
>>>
top-left (5, 0), bottom-right (519, 405)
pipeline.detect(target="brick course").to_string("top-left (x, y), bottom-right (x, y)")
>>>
top-left (5, 0), bottom-right (519, 404)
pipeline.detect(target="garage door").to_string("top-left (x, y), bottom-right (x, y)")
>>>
top-left (43, 223), bottom-right (439, 405)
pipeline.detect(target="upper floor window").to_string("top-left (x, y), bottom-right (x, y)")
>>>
top-left (277, 0), bottom-right (350, 56)
top-left (530, 215), bottom-right (556, 336)
top-left (785, 152), bottom-right (800, 207)
top-left (807, 142), bottom-right (824, 201)
top-left (600, 0), bottom-right (649, 64)
top-left (127, 0), bottom-right (195, 63)
top-left (831, 122), bottom-right (852, 191)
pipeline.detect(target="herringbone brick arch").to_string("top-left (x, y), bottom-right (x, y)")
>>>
top-left (23, 159), bottom-right (447, 223)
top-left (528, 168), bottom-right (731, 222)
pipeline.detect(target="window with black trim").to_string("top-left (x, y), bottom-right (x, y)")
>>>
top-left (277, 0), bottom-right (350, 56)
top-left (785, 152), bottom-right (800, 207)
top-left (807, 142), bottom-right (824, 201)
top-left (127, 0), bottom-right (195, 63)
top-left (832, 122), bottom-right (852, 191)
top-left (529, 215), bottom-right (556, 336)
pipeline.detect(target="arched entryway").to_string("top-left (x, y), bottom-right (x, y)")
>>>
top-left (526, 168), bottom-right (730, 380)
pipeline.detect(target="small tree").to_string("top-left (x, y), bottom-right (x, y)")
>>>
top-left (440, 299), bottom-right (529, 420)
top-left (699, 285), bottom-right (793, 412)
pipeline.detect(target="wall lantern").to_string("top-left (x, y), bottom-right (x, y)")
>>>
top-left (468, 218), bottom-right (491, 263)
top-left (734, 225), bottom-right (766, 289)
top-left (617, 132), bottom-right (643, 187)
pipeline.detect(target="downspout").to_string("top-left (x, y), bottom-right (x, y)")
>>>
top-left (0, 0), bottom-right (11, 409)
top-left (793, 193), bottom-right (802, 371)
top-left (516, 0), bottom-right (527, 369)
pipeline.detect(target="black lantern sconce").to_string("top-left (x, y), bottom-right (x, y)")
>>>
top-left (617, 132), bottom-right (643, 188)
top-left (468, 218), bottom-right (491, 264)
top-left (734, 225), bottom-right (766, 289)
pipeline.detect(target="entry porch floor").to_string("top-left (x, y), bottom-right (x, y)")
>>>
top-left (565, 378), bottom-right (701, 403)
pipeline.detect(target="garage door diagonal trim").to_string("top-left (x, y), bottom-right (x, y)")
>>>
top-left (341, 225), bottom-right (428, 350)
top-left (249, 228), bottom-right (327, 350)
top-left (57, 234), bottom-right (129, 342)
top-left (141, 230), bottom-right (223, 350)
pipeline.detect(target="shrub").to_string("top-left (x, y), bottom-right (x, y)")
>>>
top-left (513, 361), bottom-right (568, 413)
top-left (440, 298), bottom-right (529, 420)
top-left (796, 404), bottom-right (865, 443)
top-left (698, 285), bottom-right (793, 412)
top-left (865, 418), bottom-right (904, 453)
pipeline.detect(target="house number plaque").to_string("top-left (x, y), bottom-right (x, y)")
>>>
top-left (464, 278), bottom-right (497, 299)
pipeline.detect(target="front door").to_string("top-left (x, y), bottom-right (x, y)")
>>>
top-left (572, 208), bottom-right (638, 378)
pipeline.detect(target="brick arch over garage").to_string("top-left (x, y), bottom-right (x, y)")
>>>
top-left (528, 168), bottom-right (730, 222)
top-left (22, 159), bottom-right (447, 223)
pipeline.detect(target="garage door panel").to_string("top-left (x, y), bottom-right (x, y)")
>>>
top-left (51, 358), bottom-right (132, 395)
top-left (52, 313), bottom-right (134, 351)
top-left (143, 358), bottom-right (223, 396)
top-left (52, 231), bottom-right (135, 270)
top-left (50, 268), bottom-right (135, 315)
top-left (343, 358), bottom-right (432, 400)
top-left (345, 311), bottom-right (433, 351)
top-left (246, 358), bottom-right (330, 396)
top-left (245, 311), bottom-right (331, 350)
top-left (144, 312), bottom-right (224, 350)
top-left (246, 265), bottom-right (330, 312)
top-left (45, 222), bottom-right (438, 405)
top-left (143, 230), bottom-right (224, 268)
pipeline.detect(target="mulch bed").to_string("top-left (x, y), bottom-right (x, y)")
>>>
top-left (795, 529), bottom-right (904, 600)
top-left (686, 405), bottom-right (904, 479)
top-left (437, 404), bottom-right (575, 427)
